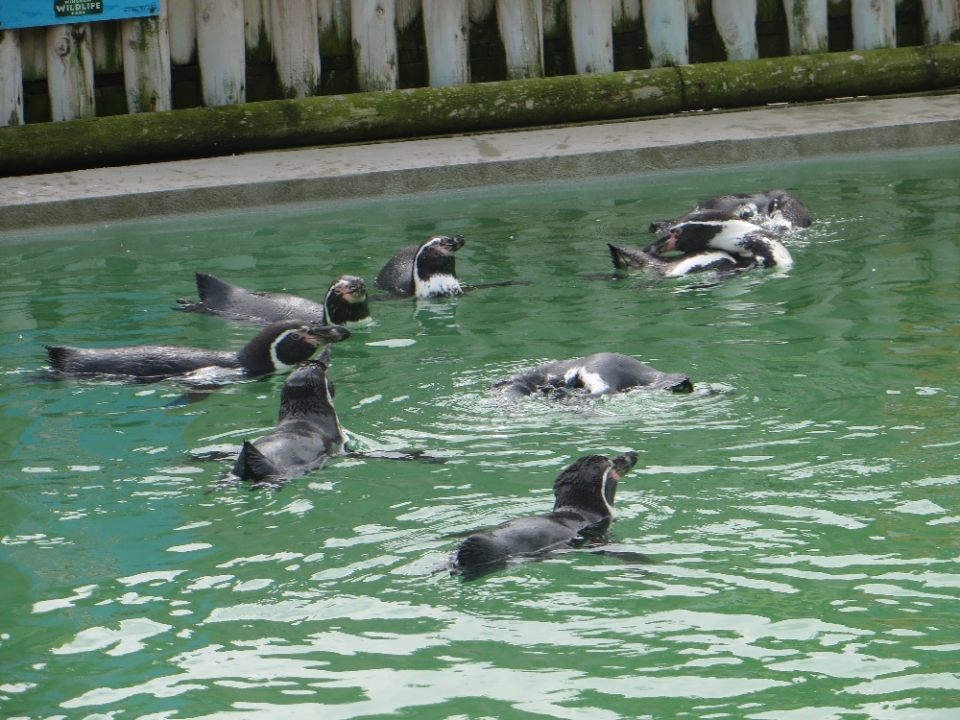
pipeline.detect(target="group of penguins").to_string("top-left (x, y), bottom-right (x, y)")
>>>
top-left (44, 189), bottom-right (810, 577)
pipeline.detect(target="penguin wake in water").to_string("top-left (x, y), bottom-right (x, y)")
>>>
top-left (449, 452), bottom-right (638, 579)
top-left (491, 352), bottom-right (692, 402)
top-left (215, 344), bottom-right (346, 490)
top-left (44, 320), bottom-right (350, 383)
top-left (376, 235), bottom-right (466, 298)
top-left (649, 189), bottom-right (811, 233)
top-left (176, 273), bottom-right (370, 326)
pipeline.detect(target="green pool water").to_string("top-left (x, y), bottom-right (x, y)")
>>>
top-left (3, 147), bottom-right (960, 719)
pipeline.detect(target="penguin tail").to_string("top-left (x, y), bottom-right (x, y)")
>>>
top-left (608, 244), bottom-right (662, 272)
top-left (195, 272), bottom-right (230, 304)
top-left (232, 440), bottom-right (281, 482)
top-left (454, 534), bottom-right (510, 570)
top-left (45, 346), bottom-right (70, 373)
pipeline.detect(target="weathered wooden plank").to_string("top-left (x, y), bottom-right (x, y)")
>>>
top-left (0, 30), bottom-right (24, 127)
top-left (243, 0), bottom-right (271, 60)
top-left (121, 0), bottom-right (173, 113)
top-left (783, 0), bottom-right (829, 55)
top-left (396, 0), bottom-right (421, 31)
top-left (271, 0), bottom-right (322, 98)
top-left (422, 0), bottom-right (470, 86)
top-left (568, 0), bottom-right (614, 74)
top-left (351, 0), bottom-right (399, 91)
top-left (318, 0), bottom-right (351, 56)
top-left (20, 29), bottom-right (47, 83)
top-left (542, 0), bottom-right (564, 39)
top-left (169, 0), bottom-right (198, 65)
top-left (46, 23), bottom-right (96, 121)
top-left (470, 0), bottom-right (496, 25)
top-left (195, 0), bottom-right (246, 106)
top-left (687, 0), bottom-right (708, 23)
top-left (712, 0), bottom-right (758, 60)
top-left (642, 0), bottom-right (688, 66)
top-left (852, 0), bottom-right (896, 49)
top-left (496, 0), bottom-right (544, 79)
top-left (920, 0), bottom-right (960, 44)
top-left (613, 0), bottom-right (642, 30)
top-left (92, 21), bottom-right (123, 74)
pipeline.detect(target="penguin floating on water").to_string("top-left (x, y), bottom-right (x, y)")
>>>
top-left (491, 352), bottom-right (692, 402)
top-left (176, 273), bottom-right (370, 326)
top-left (216, 344), bottom-right (346, 490)
top-left (44, 320), bottom-right (349, 383)
top-left (649, 189), bottom-right (811, 233)
top-left (376, 235), bottom-right (465, 298)
top-left (452, 451), bottom-right (638, 579)
top-left (644, 210), bottom-right (793, 270)
top-left (609, 210), bottom-right (793, 282)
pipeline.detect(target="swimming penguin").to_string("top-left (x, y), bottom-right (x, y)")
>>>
top-left (176, 273), bottom-right (370, 326)
top-left (491, 352), bottom-right (692, 402)
top-left (649, 189), bottom-right (811, 233)
top-left (608, 243), bottom-right (742, 278)
top-left (644, 211), bottom-right (793, 270)
top-left (220, 344), bottom-right (346, 489)
top-left (375, 235), bottom-right (465, 298)
top-left (453, 451), bottom-right (638, 578)
top-left (45, 321), bottom-right (350, 382)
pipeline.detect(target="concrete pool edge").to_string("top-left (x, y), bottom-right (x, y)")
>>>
top-left (2, 92), bottom-right (960, 236)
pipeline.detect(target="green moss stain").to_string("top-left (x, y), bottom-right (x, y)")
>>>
top-left (3, 45), bottom-right (960, 176)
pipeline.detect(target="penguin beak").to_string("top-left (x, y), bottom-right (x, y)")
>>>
top-left (610, 451), bottom-right (639, 478)
top-left (436, 235), bottom-right (466, 254)
top-left (643, 235), bottom-right (674, 255)
top-left (335, 277), bottom-right (367, 303)
top-left (308, 325), bottom-right (352, 344)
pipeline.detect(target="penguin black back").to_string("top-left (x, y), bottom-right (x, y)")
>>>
top-left (226, 344), bottom-right (346, 488)
top-left (176, 273), bottom-right (370, 326)
top-left (453, 452), bottom-right (638, 577)
top-left (45, 321), bottom-right (350, 381)
top-left (491, 352), bottom-right (692, 402)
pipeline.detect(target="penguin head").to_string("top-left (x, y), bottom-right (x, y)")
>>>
top-left (764, 190), bottom-right (812, 229)
top-left (324, 275), bottom-right (370, 324)
top-left (552, 451), bottom-right (638, 519)
top-left (413, 235), bottom-right (465, 297)
top-left (326, 275), bottom-right (367, 305)
top-left (241, 321), bottom-right (350, 374)
top-left (282, 347), bottom-right (333, 394)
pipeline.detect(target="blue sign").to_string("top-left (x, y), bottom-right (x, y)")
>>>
top-left (0, 1), bottom-right (158, 30)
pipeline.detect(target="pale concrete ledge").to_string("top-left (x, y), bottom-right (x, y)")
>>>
top-left (2, 93), bottom-right (959, 236)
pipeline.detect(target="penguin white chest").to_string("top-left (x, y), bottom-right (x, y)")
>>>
top-left (415, 273), bottom-right (462, 299)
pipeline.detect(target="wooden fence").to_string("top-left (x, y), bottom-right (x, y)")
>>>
top-left (1, 0), bottom-right (959, 128)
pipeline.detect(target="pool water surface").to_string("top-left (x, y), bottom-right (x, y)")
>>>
top-left (2, 147), bottom-right (960, 718)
